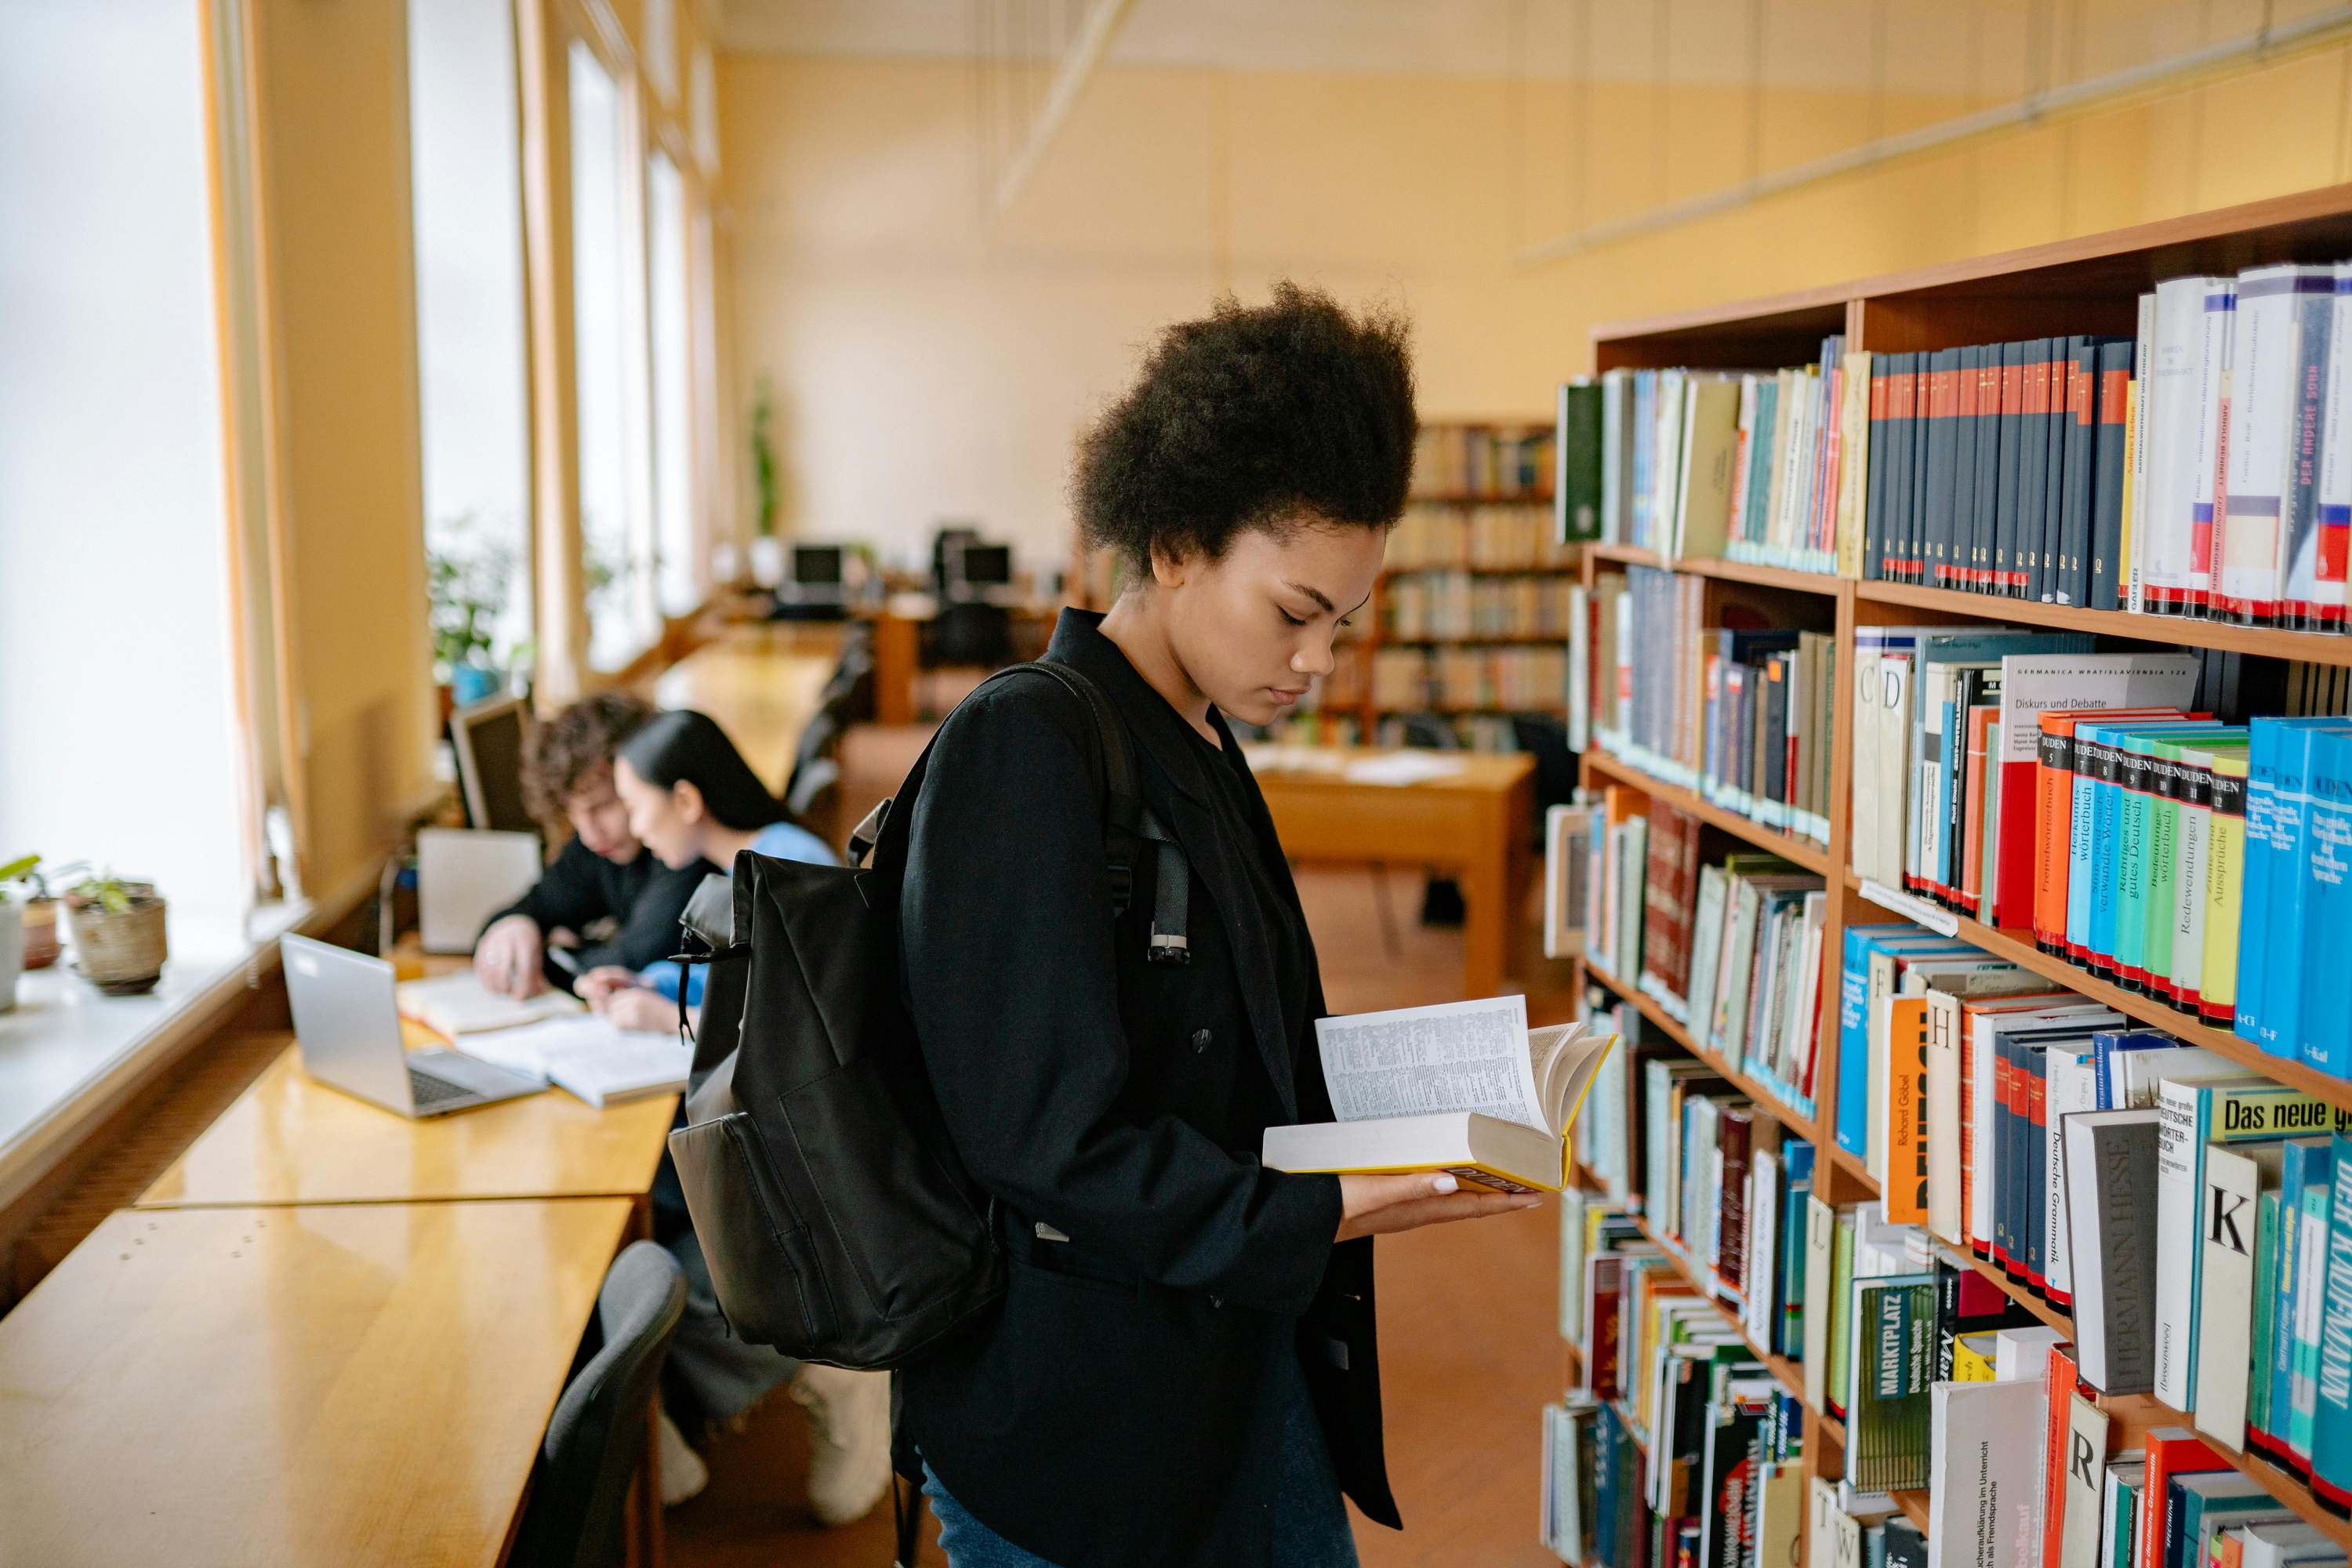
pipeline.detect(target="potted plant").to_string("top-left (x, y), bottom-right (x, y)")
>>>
top-left (748, 376), bottom-right (784, 587)
top-left (0, 855), bottom-right (35, 1011)
top-left (60, 869), bottom-right (169, 996)
top-left (428, 522), bottom-right (514, 707)
top-left (1, 854), bottom-right (59, 977)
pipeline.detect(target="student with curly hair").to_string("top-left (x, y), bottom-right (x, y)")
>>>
top-left (474, 692), bottom-right (716, 998)
top-left (895, 284), bottom-right (1539, 1568)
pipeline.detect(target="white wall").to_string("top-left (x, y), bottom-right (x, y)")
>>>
top-left (0, 0), bottom-right (248, 920)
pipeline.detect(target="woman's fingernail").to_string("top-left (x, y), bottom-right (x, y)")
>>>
top-left (1431, 1174), bottom-right (1458, 1195)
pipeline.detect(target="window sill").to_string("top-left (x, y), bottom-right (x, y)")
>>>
top-left (0, 900), bottom-right (308, 1210)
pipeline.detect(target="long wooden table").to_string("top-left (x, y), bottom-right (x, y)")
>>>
top-left (0, 1197), bottom-right (635, 1566)
top-left (135, 1036), bottom-right (677, 1210)
top-left (1248, 747), bottom-right (1537, 1002)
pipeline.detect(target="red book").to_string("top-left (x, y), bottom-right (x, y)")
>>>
top-left (1588, 1255), bottom-right (1623, 1399)
top-left (2142, 1427), bottom-right (2229, 1568)
top-left (2042, 1344), bottom-right (2080, 1568)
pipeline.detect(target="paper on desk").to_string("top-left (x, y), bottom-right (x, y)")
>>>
top-left (1341, 752), bottom-right (1468, 786)
top-left (452, 1014), bottom-right (688, 1107)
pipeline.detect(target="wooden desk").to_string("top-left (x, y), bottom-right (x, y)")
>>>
top-left (653, 623), bottom-right (847, 792)
top-left (135, 1036), bottom-right (677, 1210)
top-left (0, 1197), bottom-right (633, 1566)
top-left (1249, 748), bottom-right (1536, 1003)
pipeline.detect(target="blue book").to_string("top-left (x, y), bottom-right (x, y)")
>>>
top-left (2269, 723), bottom-right (2352, 1064)
top-left (1833, 924), bottom-right (1959, 1158)
top-left (2307, 1133), bottom-right (2352, 1512)
top-left (2298, 728), bottom-right (2352, 1076)
top-left (2092, 1029), bottom-right (2180, 1109)
top-left (2272, 1137), bottom-right (2332, 1471)
top-left (1780, 1140), bottom-right (1815, 1356)
top-left (2239, 717), bottom-right (2286, 1047)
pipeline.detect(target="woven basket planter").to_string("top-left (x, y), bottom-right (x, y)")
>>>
top-left (66, 887), bottom-right (168, 995)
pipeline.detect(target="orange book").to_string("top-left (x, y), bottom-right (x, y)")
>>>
top-left (2031, 707), bottom-right (2194, 953)
top-left (1960, 702), bottom-right (1998, 916)
top-left (2041, 1344), bottom-right (2079, 1568)
top-left (1885, 996), bottom-right (1931, 1223)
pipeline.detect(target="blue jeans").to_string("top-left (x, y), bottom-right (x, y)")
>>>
top-left (920, 1347), bottom-right (1361, 1568)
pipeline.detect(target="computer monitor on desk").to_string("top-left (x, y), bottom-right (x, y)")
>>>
top-left (772, 542), bottom-right (852, 620)
top-left (937, 535), bottom-right (1014, 605)
top-left (450, 695), bottom-right (537, 835)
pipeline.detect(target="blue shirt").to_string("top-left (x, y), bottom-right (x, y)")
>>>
top-left (640, 821), bottom-right (837, 1005)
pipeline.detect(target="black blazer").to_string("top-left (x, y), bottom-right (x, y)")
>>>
top-left (896, 611), bottom-right (1398, 1568)
top-left (487, 838), bottom-right (714, 992)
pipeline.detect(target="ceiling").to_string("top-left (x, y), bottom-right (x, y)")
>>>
top-left (715, 0), bottom-right (2242, 94)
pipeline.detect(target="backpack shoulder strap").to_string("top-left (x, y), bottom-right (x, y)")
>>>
top-left (853, 660), bottom-right (1146, 916)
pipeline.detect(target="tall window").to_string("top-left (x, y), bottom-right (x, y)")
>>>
top-left (568, 41), bottom-right (656, 670)
top-left (647, 148), bottom-right (696, 616)
top-left (408, 0), bottom-right (531, 684)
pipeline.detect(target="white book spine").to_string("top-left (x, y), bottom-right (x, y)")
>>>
top-left (2045, 1047), bottom-right (2100, 1301)
top-left (2191, 279), bottom-right (2239, 608)
top-left (2193, 1145), bottom-right (2268, 1451)
top-left (2147, 277), bottom-right (2214, 611)
top-left (2222, 267), bottom-right (2296, 619)
top-left (2154, 1076), bottom-right (2204, 1409)
top-left (2130, 291), bottom-right (2157, 614)
top-left (2319, 261), bottom-right (2352, 622)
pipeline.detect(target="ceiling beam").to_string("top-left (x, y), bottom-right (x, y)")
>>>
top-left (992, 0), bottom-right (1140, 221)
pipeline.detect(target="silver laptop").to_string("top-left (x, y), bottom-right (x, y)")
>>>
top-left (281, 933), bottom-right (544, 1117)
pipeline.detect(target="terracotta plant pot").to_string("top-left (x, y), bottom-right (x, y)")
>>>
top-left (21, 896), bottom-right (60, 969)
top-left (65, 886), bottom-right (169, 995)
top-left (0, 902), bottom-right (20, 1013)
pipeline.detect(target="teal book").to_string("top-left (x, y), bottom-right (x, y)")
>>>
top-left (2299, 729), bottom-right (2352, 1076)
top-left (2290, 1138), bottom-right (2336, 1472)
top-left (2106, 1462), bottom-right (2144, 1568)
top-left (2078, 721), bottom-right (2212, 975)
top-left (2168, 1471), bottom-right (2281, 1567)
top-left (2263, 721), bottom-right (2352, 1062)
top-left (2307, 1131), bottom-right (2352, 1512)
top-left (2249, 1187), bottom-right (2282, 1454)
top-left (2270, 1138), bottom-right (2332, 1472)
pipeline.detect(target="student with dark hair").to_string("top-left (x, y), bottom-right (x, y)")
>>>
top-left (895, 284), bottom-right (1537, 1568)
top-left (579, 709), bottom-right (837, 1029)
top-left (474, 692), bottom-right (713, 999)
top-left (578, 706), bottom-right (889, 1526)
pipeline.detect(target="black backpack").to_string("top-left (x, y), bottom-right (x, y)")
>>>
top-left (664, 660), bottom-right (1190, 1370)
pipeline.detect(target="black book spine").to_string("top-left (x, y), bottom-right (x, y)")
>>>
top-left (2063, 336), bottom-right (2100, 607)
top-left (1763, 652), bottom-right (1789, 808)
top-left (1865, 357), bottom-right (1891, 580)
top-left (1911, 350), bottom-right (1933, 583)
top-left (1994, 342), bottom-right (2026, 596)
top-left (2014, 340), bottom-right (2053, 601)
top-left (1952, 343), bottom-right (1983, 590)
top-left (2089, 340), bottom-right (2133, 611)
top-left (1992, 1032), bottom-right (2013, 1273)
top-left (2027, 1044), bottom-right (2049, 1294)
top-left (2040, 339), bottom-right (2072, 602)
top-left (1891, 354), bottom-right (1910, 583)
top-left (1975, 348), bottom-right (2005, 593)
top-left (1928, 348), bottom-right (1960, 588)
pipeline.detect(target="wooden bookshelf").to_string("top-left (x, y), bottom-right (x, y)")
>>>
top-left (1582, 746), bottom-right (1835, 878)
top-left (1562, 183), bottom-right (2352, 1568)
top-left (1577, 954), bottom-right (1824, 1151)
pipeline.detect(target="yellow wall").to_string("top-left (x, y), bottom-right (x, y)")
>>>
top-left (248, 0), bottom-right (437, 906)
top-left (718, 39), bottom-right (2352, 568)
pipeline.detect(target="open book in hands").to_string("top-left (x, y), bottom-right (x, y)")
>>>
top-left (1261, 995), bottom-right (1617, 1194)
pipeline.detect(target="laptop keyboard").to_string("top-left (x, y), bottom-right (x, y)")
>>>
top-left (408, 1067), bottom-right (475, 1108)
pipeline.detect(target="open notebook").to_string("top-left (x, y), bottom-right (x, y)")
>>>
top-left (1261, 995), bottom-right (1616, 1194)
top-left (449, 1014), bottom-right (689, 1109)
top-left (395, 971), bottom-right (582, 1036)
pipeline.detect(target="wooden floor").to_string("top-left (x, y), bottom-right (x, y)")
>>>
top-left (668, 864), bottom-right (1577, 1567)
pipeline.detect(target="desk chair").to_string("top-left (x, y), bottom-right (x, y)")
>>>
top-left (510, 1241), bottom-right (687, 1568)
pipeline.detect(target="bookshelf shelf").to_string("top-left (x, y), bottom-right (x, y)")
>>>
top-left (1584, 746), bottom-right (1834, 877)
top-left (1889, 1490), bottom-right (1931, 1534)
top-left (1587, 543), bottom-right (1842, 598)
top-left (1579, 956), bottom-right (1824, 1150)
top-left (1843, 874), bottom-right (2352, 1116)
top-left (1566, 183), bottom-right (2352, 1567)
top-left (1852, 579), bottom-right (2352, 667)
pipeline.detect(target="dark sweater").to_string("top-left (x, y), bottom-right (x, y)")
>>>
top-left (486, 838), bottom-right (715, 993)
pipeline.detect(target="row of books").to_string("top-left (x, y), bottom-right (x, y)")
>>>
top-left (1368, 644), bottom-right (1567, 714)
top-left (1406, 424), bottom-right (1553, 500)
top-left (1858, 335), bottom-right (2132, 608)
top-left (1379, 570), bottom-right (1577, 641)
top-left (1847, 635), bottom-right (2352, 1073)
top-left (2128, 263), bottom-right (2352, 626)
top-left (1582, 338), bottom-right (1858, 575)
top-left (1560, 802), bottom-right (1828, 1122)
top-left (1385, 500), bottom-right (1581, 572)
top-left (1574, 564), bottom-right (1840, 845)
